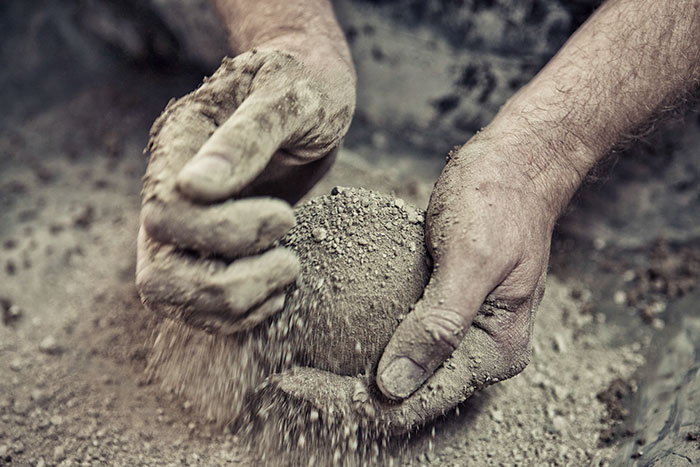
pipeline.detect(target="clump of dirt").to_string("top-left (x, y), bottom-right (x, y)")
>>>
top-left (597, 378), bottom-right (635, 445)
top-left (233, 186), bottom-right (431, 466)
top-left (686, 428), bottom-right (700, 448)
top-left (621, 238), bottom-right (700, 325)
top-left (280, 185), bottom-right (430, 375)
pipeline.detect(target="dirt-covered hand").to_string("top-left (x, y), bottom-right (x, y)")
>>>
top-left (376, 133), bottom-right (555, 400)
top-left (136, 46), bottom-right (355, 334)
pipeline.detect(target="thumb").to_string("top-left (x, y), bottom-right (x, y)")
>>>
top-left (376, 255), bottom-right (507, 400)
top-left (176, 87), bottom-right (308, 203)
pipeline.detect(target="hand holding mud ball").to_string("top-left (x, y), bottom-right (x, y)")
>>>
top-left (138, 0), bottom-right (700, 402)
top-left (136, 1), bottom-right (356, 333)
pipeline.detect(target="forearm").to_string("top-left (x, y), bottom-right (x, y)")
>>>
top-left (487, 0), bottom-right (700, 215)
top-left (211, 0), bottom-right (353, 72)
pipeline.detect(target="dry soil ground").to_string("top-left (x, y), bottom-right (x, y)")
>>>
top-left (2, 1), bottom-right (700, 466)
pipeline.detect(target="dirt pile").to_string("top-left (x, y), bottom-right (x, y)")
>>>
top-left (279, 186), bottom-right (430, 375)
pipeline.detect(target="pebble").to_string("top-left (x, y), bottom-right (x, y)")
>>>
top-left (490, 409), bottom-right (504, 423)
top-left (552, 333), bottom-right (567, 353)
top-left (3, 304), bottom-right (23, 325)
top-left (311, 228), bottom-right (328, 242)
top-left (552, 415), bottom-right (568, 433)
top-left (50, 415), bottom-right (64, 426)
top-left (613, 290), bottom-right (627, 305)
top-left (13, 399), bottom-right (30, 415)
top-left (9, 358), bottom-right (23, 372)
top-left (0, 445), bottom-right (8, 458)
top-left (39, 335), bottom-right (62, 355)
top-left (31, 389), bottom-right (51, 406)
top-left (553, 385), bottom-right (569, 401)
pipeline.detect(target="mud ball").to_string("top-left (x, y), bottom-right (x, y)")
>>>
top-left (280, 187), bottom-right (431, 376)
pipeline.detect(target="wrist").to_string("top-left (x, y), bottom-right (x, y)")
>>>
top-left (213, 0), bottom-right (354, 79)
top-left (472, 114), bottom-right (594, 223)
top-left (256, 32), bottom-right (355, 82)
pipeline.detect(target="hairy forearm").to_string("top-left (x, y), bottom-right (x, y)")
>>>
top-left (211, 0), bottom-right (353, 71)
top-left (488, 0), bottom-right (700, 215)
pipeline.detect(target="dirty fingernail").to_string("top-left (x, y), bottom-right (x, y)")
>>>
top-left (378, 357), bottom-right (426, 400)
top-left (177, 154), bottom-right (233, 199)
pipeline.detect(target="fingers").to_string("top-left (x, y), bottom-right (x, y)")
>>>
top-left (382, 313), bottom-right (532, 433)
top-left (176, 82), bottom-right (319, 202)
top-left (376, 255), bottom-right (510, 400)
top-left (141, 197), bottom-right (295, 258)
top-left (136, 245), bottom-right (299, 333)
top-left (193, 292), bottom-right (287, 335)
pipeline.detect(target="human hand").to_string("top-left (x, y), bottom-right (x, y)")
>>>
top-left (376, 131), bottom-right (559, 400)
top-left (136, 42), bottom-right (355, 334)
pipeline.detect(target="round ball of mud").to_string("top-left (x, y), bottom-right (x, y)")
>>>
top-left (280, 187), bottom-right (431, 376)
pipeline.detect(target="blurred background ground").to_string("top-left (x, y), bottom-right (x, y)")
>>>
top-left (1, 1), bottom-right (699, 465)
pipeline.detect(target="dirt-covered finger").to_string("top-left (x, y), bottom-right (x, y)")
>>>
top-left (381, 311), bottom-right (531, 433)
top-left (142, 53), bottom-right (262, 204)
top-left (141, 197), bottom-right (295, 257)
top-left (136, 247), bottom-right (300, 329)
top-left (175, 80), bottom-right (322, 202)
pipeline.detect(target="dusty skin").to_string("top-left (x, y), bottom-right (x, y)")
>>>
top-left (150, 187), bottom-right (532, 465)
top-left (137, 49), bottom-right (354, 335)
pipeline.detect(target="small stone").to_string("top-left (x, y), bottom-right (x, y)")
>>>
top-left (0, 445), bottom-right (8, 458)
top-left (50, 415), bottom-right (64, 426)
top-left (9, 358), bottom-right (22, 372)
top-left (13, 399), bottom-right (30, 415)
top-left (31, 389), bottom-right (51, 406)
top-left (39, 335), bottom-right (62, 355)
top-left (553, 385), bottom-right (569, 401)
top-left (394, 198), bottom-right (405, 208)
top-left (490, 409), bottom-right (504, 423)
top-left (552, 333), bottom-right (567, 353)
top-left (311, 227), bottom-right (328, 242)
top-left (552, 415), bottom-right (567, 432)
top-left (613, 290), bottom-right (626, 306)
top-left (330, 186), bottom-right (347, 196)
top-left (2, 303), bottom-right (22, 326)
top-left (36, 458), bottom-right (46, 467)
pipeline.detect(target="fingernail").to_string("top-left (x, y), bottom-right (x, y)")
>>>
top-left (378, 357), bottom-right (426, 400)
top-left (177, 154), bottom-right (232, 199)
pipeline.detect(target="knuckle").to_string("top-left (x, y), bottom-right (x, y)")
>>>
top-left (421, 307), bottom-right (469, 352)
